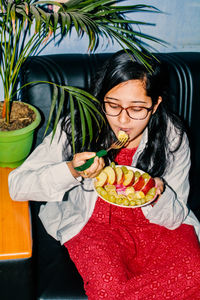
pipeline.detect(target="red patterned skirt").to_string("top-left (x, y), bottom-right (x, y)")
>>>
top-left (64, 149), bottom-right (200, 299)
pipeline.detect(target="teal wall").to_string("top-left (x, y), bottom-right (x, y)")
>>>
top-left (41, 0), bottom-right (200, 55)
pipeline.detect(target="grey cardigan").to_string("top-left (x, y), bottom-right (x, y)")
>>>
top-left (9, 120), bottom-right (200, 244)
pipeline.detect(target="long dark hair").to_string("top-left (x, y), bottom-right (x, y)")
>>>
top-left (62, 50), bottom-right (185, 177)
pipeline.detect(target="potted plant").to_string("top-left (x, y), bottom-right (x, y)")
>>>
top-left (0, 0), bottom-right (162, 167)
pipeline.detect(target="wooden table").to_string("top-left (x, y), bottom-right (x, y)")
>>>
top-left (0, 167), bottom-right (32, 260)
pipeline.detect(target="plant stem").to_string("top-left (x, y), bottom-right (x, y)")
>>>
top-left (2, 99), bottom-right (10, 123)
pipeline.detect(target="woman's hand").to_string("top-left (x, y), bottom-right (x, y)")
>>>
top-left (154, 177), bottom-right (165, 195)
top-left (67, 152), bottom-right (105, 179)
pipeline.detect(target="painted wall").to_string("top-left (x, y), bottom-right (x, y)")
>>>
top-left (41, 0), bottom-right (200, 55)
top-left (1, 1), bottom-right (199, 100)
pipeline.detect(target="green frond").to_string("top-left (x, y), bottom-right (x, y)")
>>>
top-left (69, 93), bottom-right (75, 153)
top-left (51, 86), bottom-right (65, 140)
top-left (43, 83), bottom-right (58, 137)
top-left (53, 11), bottom-right (59, 34)
top-left (82, 105), bottom-right (93, 144)
top-left (1, 0), bottom-right (164, 144)
top-left (29, 6), bottom-right (41, 33)
top-left (70, 12), bottom-right (80, 35)
top-left (77, 101), bottom-right (86, 148)
top-left (59, 11), bottom-right (67, 33)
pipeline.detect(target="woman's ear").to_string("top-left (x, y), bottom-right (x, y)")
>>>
top-left (152, 96), bottom-right (162, 114)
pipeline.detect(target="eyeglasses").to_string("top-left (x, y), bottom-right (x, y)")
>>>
top-left (102, 101), bottom-right (153, 120)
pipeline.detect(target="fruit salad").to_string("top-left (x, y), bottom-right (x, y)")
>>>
top-left (94, 163), bottom-right (157, 207)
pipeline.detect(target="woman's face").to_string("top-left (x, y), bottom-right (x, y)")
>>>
top-left (104, 79), bottom-right (162, 148)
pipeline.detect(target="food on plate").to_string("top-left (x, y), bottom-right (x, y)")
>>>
top-left (94, 171), bottom-right (107, 188)
top-left (129, 200), bottom-right (136, 206)
top-left (110, 162), bottom-right (116, 169)
top-left (121, 166), bottom-right (128, 175)
top-left (133, 172), bottom-right (155, 194)
top-left (127, 193), bottom-right (136, 201)
top-left (104, 184), bottom-right (118, 196)
top-left (94, 163), bottom-right (157, 207)
top-left (141, 176), bottom-right (155, 195)
top-left (103, 166), bottom-right (116, 184)
top-left (123, 169), bottom-right (135, 186)
top-left (134, 191), bottom-right (145, 199)
top-left (115, 167), bottom-right (124, 184)
top-left (96, 186), bottom-right (108, 199)
top-left (121, 197), bottom-right (130, 206)
top-left (107, 194), bottom-right (116, 203)
top-left (125, 186), bottom-right (135, 195)
top-left (133, 175), bottom-right (145, 191)
top-left (134, 171), bottom-right (141, 182)
top-left (147, 187), bottom-right (156, 196)
top-left (104, 184), bottom-right (116, 192)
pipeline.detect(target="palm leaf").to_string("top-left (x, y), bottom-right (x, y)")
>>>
top-left (77, 101), bottom-right (86, 148)
top-left (66, 86), bottom-right (101, 104)
top-left (69, 93), bottom-right (75, 153)
top-left (43, 83), bottom-right (58, 137)
top-left (1, 0), bottom-right (165, 149)
top-left (59, 11), bottom-right (68, 33)
top-left (82, 105), bottom-right (93, 144)
top-left (29, 6), bottom-right (41, 33)
top-left (51, 86), bottom-right (65, 141)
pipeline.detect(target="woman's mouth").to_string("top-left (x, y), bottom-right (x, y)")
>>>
top-left (119, 128), bottom-right (131, 134)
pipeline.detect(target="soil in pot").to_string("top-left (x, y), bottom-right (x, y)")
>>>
top-left (0, 102), bottom-right (36, 131)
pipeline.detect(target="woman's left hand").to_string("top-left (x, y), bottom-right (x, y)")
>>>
top-left (154, 177), bottom-right (165, 195)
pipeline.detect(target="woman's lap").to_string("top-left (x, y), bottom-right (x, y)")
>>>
top-left (65, 218), bottom-right (200, 299)
top-left (64, 199), bottom-right (200, 299)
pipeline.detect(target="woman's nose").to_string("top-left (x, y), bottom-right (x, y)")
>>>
top-left (118, 109), bottom-right (130, 123)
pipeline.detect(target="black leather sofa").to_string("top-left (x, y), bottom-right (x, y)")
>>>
top-left (4, 52), bottom-right (200, 300)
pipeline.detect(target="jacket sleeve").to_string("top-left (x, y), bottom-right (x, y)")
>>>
top-left (143, 133), bottom-right (191, 229)
top-left (8, 123), bottom-right (81, 202)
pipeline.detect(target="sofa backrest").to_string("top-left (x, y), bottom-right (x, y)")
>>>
top-left (21, 52), bottom-right (200, 219)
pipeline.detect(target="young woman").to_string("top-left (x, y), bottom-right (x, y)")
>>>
top-left (9, 50), bottom-right (200, 299)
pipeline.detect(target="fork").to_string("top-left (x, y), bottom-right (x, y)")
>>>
top-left (74, 138), bottom-right (128, 172)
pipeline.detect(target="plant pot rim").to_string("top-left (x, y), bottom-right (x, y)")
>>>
top-left (0, 102), bottom-right (41, 137)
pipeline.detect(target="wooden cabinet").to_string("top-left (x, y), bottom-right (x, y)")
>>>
top-left (0, 167), bottom-right (32, 260)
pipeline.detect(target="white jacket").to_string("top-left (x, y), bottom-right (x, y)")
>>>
top-left (8, 121), bottom-right (200, 244)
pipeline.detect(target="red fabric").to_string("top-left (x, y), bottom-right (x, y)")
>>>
top-left (64, 148), bottom-right (200, 299)
top-left (115, 147), bottom-right (138, 165)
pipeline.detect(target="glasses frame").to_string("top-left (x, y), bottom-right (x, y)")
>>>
top-left (102, 101), bottom-right (154, 120)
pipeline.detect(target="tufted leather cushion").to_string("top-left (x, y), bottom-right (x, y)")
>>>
top-left (0, 258), bottom-right (34, 300)
top-left (30, 202), bottom-right (86, 299)
top-left (20, 52), bottom-right (200, 299)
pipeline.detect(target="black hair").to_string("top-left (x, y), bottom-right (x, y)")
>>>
top-left (62, 50), bottom-right (185, 177)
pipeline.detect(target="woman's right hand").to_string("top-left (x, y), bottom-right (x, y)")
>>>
top-left (67, 152), bottom-right (105, 179)
top-left (154, 177), bottom-right (165, 195)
